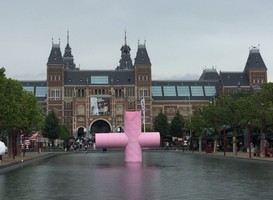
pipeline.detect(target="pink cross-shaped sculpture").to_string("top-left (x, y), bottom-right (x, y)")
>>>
top-left (95, 111), bottom-right (160, 162)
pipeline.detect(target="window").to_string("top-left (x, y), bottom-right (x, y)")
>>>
top-left (204, 86), bottom-right (216, 96)
top-left (152, 86), bottom-right (162, 96)
top-left (77, 89), bottom-right (85, 98)
top-left (115, 89), bottom-right (122, 98)
top-left (163, 86), bottom-right (176, 96)
top-left (191, 86), bottom-right (204, 96)
top-left (139, 89), bottom-right (148, 98)
top-left (50, 89), bottom-right (60, 100)
top-left (64, 89), bottom-right (73, 97)
top-left (177, 86), bottom-right (190, 96)
top-left (23, 86), bottom-right (34, 94)
top-left (127, 88), bottom-right (135, 97)
top-left (91, 76), bottom-right (109, 84)
top-left (35, 86), bottom-right (47, 97)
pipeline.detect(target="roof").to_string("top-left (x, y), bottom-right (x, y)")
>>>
top-left (63, 43), bottom-right (77, 70)
top-left (116, 44), bottom-right (133, 70)
top-left (244, 47), bottom-right (267, 72)
top-left (152, 80), bottom-right (218, 101)
top-left (219, 72), bottom-right (249, 86)
top-left (64, 70), bottom-right (135, 86)
top-left (134, 43), bottom-right (151, 65)
top-left (20, 80), bottom-right (47, 87)
top-left (199, 68), bottom-right (220, 81)
top-left (47, 43), bottom-right (64, 65)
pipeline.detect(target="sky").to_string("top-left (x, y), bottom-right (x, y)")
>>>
top-left (1, 0), bottom-right (273, 81)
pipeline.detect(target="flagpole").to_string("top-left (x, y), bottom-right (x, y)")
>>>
top-left (143, 100), bottom-right (146, 133)
top-left (141, 94), bottom-right (146, 132)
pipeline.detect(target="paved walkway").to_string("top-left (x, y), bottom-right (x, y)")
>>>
top-left (200, 151), bottom-right (273, 162)
top-left (0, 151), bottom-right (55, 169)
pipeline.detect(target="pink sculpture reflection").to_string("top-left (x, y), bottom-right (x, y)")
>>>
top-left (95, 111), bottom-right (160, 162)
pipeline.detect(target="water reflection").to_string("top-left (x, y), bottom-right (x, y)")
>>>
top-left (1, 151), bottom-right (273, 199)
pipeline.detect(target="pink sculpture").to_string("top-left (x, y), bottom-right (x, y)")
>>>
top-left (95, 111), bottom-right (160, 162)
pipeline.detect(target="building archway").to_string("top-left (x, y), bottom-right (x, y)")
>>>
top-left (90, 120), bottom-right (111, 136)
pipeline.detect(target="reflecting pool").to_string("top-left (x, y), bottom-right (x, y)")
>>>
top-left (1, 151), bottom-right (273, 200)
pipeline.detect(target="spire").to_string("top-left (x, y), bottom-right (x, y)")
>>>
top-left (116, 32), bottom-right (133, 70)
top-left (63, 31), bottom-right (76, 70)
top-left (125, 30), bottom-right (127, 45)
top-left (67, 29), bottom-right (69, 45)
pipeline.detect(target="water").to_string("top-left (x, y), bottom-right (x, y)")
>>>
top-left (1, 151), bottom-right (273, 200)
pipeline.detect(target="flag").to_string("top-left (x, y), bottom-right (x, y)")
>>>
top-left (141, 98), bottom-right (145, 111)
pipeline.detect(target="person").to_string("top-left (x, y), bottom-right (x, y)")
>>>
top-left (0, 141), bottom-right (7, 164)
top-left (21, 143), bottom-right (26, 157)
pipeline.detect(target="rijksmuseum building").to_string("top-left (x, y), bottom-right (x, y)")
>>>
top-left (20, 33), bottom-right (267, 139)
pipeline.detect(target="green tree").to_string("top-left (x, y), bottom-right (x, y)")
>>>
top-left (153, 110), bottom-right (169, 139)
top-left (0, 67), bottom-right (44, 157)
top-left (59, 125), bottom-right (70, 140)
top-left (202, 101), bottom-right (226, 152)
top-left (42, 111), bottom-right (60, 141)
top-left (188, 109), bottom-right (206, 152)
top-left (20, 91), bottom-right (44, 132)
top-left (170, 111), bottom-right (184, 137)
top-left (249, 83), bottom-right (273, 157)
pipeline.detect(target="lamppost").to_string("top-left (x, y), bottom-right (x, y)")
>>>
top-left (188, 96), bottom-right (193, 153)
top-left (247, 122), bottom-right (252, 159)
top-left (205, 128), bottom-right (208, 155)
top-left (223, 125), bottom-right (226, 156)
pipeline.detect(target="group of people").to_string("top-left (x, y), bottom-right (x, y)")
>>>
top-left (65, 137), bottom-right (93, 152)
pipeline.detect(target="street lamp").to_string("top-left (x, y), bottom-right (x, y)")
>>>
top-left (223, 125), bottom-right (226, 156)
top-left (188, 96), bottom-right (194, 153)
top-left (247, 122), bottom-right (252, 159)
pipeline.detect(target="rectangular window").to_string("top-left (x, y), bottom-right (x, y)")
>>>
top-left (35, 86), bottom-right (47, 97)
top-left (23, 86), bottom-right (34, 94)
top-left (64, 89), bottom-right (73, 97)
top-left (127, 88), bottom-right (135, 97)
top-left (91, 76), bottom-right (109, 84)
top-left (152, 86), bottom-right (162, 96)
top-left (139, 89), bottom-right (148, 98)
top-left (177, 86), bottom-right (190, 96)
top-left (204, 86), bottom-right (216, 96)
top-left (191, 86), bottom-right (204, 96)
top-left (50, 89), bottom-right (60, 100)
top-left (163, 86), bottom-right (176, 96)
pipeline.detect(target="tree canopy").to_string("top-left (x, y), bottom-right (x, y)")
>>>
top-left (153, 110), bottom-right (169, 138)
top-left (42, 111), bottom-right (60, 140)
top-left (0, 67), bottom-right (43, 133)
top-left (169, 111), bottom-right (185, 137)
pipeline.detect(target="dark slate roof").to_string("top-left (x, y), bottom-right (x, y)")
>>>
top-left (244, 47), bottom-right (267, 72)
top-left (20, 80), bottom-right (47, 87)
top-left (116, 44), bottom-right (133, 70)
top-left (219, 72), bottom-right (249, 87)
top-left (152, 80), bottom-right (218, 101)
top-left (134, 43), bottom-right (151, 65)
top-left (64, 70), bottom-right (135, 86)
top-left (63, 43), bottom-right (77, 70)
top-left (199, 68), bottom-right (220, 81)
top-left (47, 43), bottom-right (64, 65)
